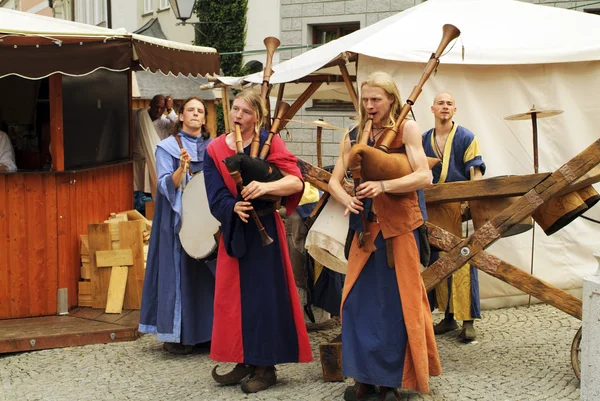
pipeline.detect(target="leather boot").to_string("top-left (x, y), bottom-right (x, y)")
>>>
top-left (459, 320), bottom-right (477, 342)
top-left (379, 387), bottom-right (401, 401)
top-left (163, 342), bottom-right (193, 355)
top-left (240, 365), bottom-right (277, 393)
top-left (343, 381), bottom-right (378, 401)
top-left (434, 311), bottom-right (458, 334)
top-left (212, 363), bottom-right (254, 385)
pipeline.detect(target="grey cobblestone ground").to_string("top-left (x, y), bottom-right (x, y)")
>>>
top-left (0, 304), bottom-right (581, 401)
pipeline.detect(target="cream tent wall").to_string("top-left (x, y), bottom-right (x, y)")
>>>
top-left (359, 58), bottom-right (600, 309)
top-left (349, 0), bottom-right (600, 309)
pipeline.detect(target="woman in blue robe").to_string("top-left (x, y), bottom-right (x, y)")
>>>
top-left (139, 97), bottom-right (215, 354)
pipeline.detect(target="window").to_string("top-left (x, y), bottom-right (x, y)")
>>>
top-left (144, 0), bottom-right (153, 14)
top-left (75, 0), bottom-right (106, 26)
top-left (93, 0), bottom-right (105, 26)
top-left (584, 8), bottom-right (600, 15)
top-left (159, 0), bottom-right (170, 10)
top-left (310, 22), bottom-right (360, 111)
top-left (312, 23), bottom-right (360, 46)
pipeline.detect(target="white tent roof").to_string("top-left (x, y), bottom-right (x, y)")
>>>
top-left (224, 0), bottom-right (600, 87)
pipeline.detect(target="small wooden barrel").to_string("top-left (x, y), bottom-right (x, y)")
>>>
top-left (532, 191), bottom-right (588, 236)
top-left (319, 341), bottom-right (344, 382)
top-left (577, 185), bottom-right (600, 209)
top-left (469, 197), bottom-right (533, 237)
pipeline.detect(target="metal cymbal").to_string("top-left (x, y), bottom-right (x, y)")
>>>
top-left (504, 108), bottom-right (564, 121)
top-left (285, 119), bottom-right (346, 131)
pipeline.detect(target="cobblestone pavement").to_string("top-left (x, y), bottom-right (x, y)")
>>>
top-left (0, 304), bottom-right (581, 401)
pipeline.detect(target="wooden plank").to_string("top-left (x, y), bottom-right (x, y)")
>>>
top-left (425, 223), bottom-right (582, 320)
top-left (25, 175), bottom-right (46, 317)
top-left (0, 175), bottom-right (9, 318)
top-left (0, 315), bottom-right (138, 354)
top-left (80, 235), bottom-right (89, 255)
top-left (95, 249), bottom-right (133, 267)
top-left (7, 174), bottom-right (28, 318)
top-left (422, 138), bottom-right (600, 291)
top-left (67, 173), bottom-right (80, 309)
top-left (89, 223), bottom-right (112, 309)
top-left (105, 266), bottom-right (128, 314)
top-left (78, 281), bottom-right (92, 295)
top-left (43, 174), bottom-right (59, 315)
top-left (119, 221), bottom-right (145, 310)
top-left (145, 201), bottom-right (155, 221)
top-left (49, 74), bottom-right (64, 171)
top-left (81, 263), bottom-right (92, 280)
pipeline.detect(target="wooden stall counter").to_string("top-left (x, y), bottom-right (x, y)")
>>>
top-left (0, 161), bottom-right (133, 320)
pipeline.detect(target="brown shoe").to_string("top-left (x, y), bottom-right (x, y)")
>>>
top-left (459, 320), bottom-right (477, 342)
top-left (211, 363), bottom-right (254, 385)
top-left (434, 318), bottom-right (459, 335)
top-left (240, 366), bottom-right (277, 394)
top-left (379, 387), bottom-right (401, 401)
top-left (163, 342), bottom-right (193, 355)
top-left (343, 382), bottom-right (378, 401)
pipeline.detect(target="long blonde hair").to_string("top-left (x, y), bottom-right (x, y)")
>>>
top-left (233, 89), bottom-right (267, 135)
top-left (340, 71), bottom-right (402, 169)
top-left (358, 71), bottom-right (401, 131)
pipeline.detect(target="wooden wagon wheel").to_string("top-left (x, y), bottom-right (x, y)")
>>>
top-left (571, 326), bottom-right (582, 380)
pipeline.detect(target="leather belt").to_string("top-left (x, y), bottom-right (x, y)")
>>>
top-left (255, 204), bottom-right (278, 217)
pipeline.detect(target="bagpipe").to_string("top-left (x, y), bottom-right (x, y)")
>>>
top-left (222, 37), bottom-right (289, 246)
top-left (347, 24), bottom-right (461, 247)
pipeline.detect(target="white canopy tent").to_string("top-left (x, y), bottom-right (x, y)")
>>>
top-left (227, 0), bottom-right (600, 309)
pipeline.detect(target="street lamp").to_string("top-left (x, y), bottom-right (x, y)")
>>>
top-left (169, 0), bottom-right (195, 25)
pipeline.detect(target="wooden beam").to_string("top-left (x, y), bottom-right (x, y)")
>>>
top-left (425, 223), bottom-right (582, 320)
top-left (423, 165), bottom-right (600, 204)
top-left (338, 64), bottom-right (359, 111)
top-left (423, 173), bottom-right (550, 204)
top-left (422, 138), bottom-right (600, 291)
top-left (280, 82), bottom-right (323, 131)
top-left (297, 158), bottom-right (352, 195)
top-left (49, 74), bottom-right (64, 171)
top-left (105, 266), bottom-right (128, 314)
top-left (292, 74), bottom-right (356, 83)
top-left (95, 249), bottom-right (133, 268)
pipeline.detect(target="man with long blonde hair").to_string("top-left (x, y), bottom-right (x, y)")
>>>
top-left (328, 71), bottom-right (441, 400)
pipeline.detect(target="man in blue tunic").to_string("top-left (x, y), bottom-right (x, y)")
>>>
top-left (423, 92), bottom-right (486, 342)
top-left (139, 97), bottom-right (215, 354)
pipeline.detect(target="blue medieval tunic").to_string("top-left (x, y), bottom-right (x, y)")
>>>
top-left (422, 123), bottom-right (486, 321)
top-left (341, 128), bottom-right (441, 393)
top-left (139, 131), bottom-right (215, 345)
top-left (204, 130), bottom-right (312, 366)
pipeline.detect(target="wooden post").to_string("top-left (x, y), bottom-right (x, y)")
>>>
top-left (49, 74), bottom-right (64, 171)
top-left (280, 82), bottom-right (323, 131)
top-left (338, 63), bottom-right (359, 112)
top-left (221, 87), bottom-right (231, 134)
